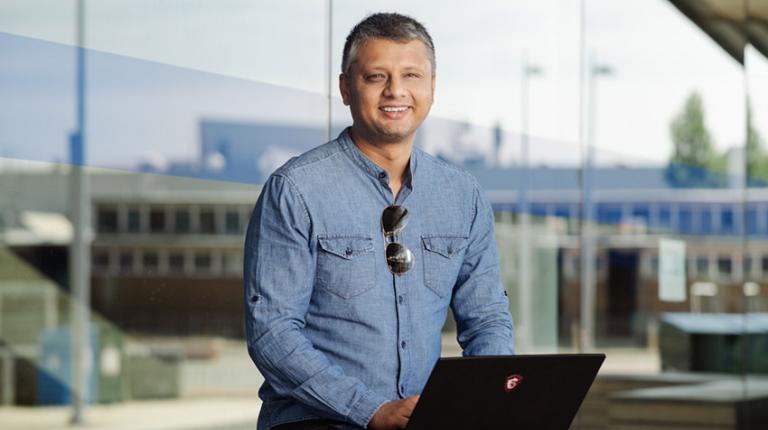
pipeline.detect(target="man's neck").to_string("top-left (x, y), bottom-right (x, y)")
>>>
top-left (348, 128), bottom-right (413, 190)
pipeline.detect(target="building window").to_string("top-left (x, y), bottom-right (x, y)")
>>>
top-left (657, 206), bottom-right (671, 230)
top-left (761, 256), bottom-right (768, 275)
top-left (717, 257), bottom-right (732, 278)
top-left (696, 256), bottom-right (709, 277)
top-left (223, 251), bottom-right (242, 275)
top-left (720, 206), bottom-right (734, 235)
top-left (93, 250), bottom-right (110, 271)
top-left (149, 208), bottom-right (166, 233)
top-left (744, 256), bottom-right (753, 277)
top-left (631, 203), bottom-right (650, 226)
top-left (174, 208), bottom-right (191, 233)
top-left (142, 250), bottom-right (159, 273)
top-left (679, 207), bottom-right (693, 234)
top-left (225, 209), bottom-right (240, 235)
top-left (747, 206), bottom-right (759, 236)
top-left (597, 203), bottom-right (622, 226)
top-left (97, 207), bottom-right (118, 233)
top-left (127, 207), bottom-right (141, 233)
top-left (119, 251), bottom-right (134, 272)
top-left (194, 251), bottom-right (212, 272)
top-left (168, 252), bottom-right (185, 273)
top-left (699, 207), bottom-right (712, 235)
top-left (200, 208), bottom-right (216, 234)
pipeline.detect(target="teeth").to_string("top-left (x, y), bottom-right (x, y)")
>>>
top-left (382, 107), bottom-right (408, 112)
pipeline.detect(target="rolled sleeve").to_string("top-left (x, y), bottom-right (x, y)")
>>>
top-left (244, 174), bottom-right (385, 427)
top-left (450, 184), bottom-right (515, 356)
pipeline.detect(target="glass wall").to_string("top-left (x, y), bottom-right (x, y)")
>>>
top-left (1, 0), bottom-right (765, 428)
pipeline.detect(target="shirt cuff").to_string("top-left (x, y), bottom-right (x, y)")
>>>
top-left (347, 389), bottom-right (389, 428)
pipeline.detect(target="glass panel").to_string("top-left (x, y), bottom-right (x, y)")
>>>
top-left (745, 2), bottom-right (768, 427)
top-left (2, 0), bottom-right (760, 428)
top-left (581, 0), bottom-right (750, 428)
top-left (1, 0), bottom-right (324, 425)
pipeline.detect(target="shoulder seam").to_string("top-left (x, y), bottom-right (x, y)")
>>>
top-left (271, 173), bottom-right (312, 230)
top-left (276, 143), bottom-right (343, 175)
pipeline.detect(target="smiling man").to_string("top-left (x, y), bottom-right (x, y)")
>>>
top-left (244, 13), bottom-right (514, 430)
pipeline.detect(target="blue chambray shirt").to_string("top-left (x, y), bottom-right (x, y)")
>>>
top-left (244, 128), bottom-right (514, 430)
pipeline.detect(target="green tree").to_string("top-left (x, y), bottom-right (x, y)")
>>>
top-left (746, 105), bottom-right (768, 182)
top-left (666, 92), bottom-right (722, 186)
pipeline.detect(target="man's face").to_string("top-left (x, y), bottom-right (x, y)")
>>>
top-left (340, 38), bottom-right (435, 146)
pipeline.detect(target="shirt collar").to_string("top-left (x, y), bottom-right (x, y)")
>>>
top-left (337, 127), bottom-right (418, 188)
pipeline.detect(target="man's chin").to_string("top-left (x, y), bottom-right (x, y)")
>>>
top-left (371, 127), bottom-right (416, 145)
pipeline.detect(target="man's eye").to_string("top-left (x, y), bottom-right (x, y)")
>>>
top-left (405, 73), bottom-right (421, 78)
top-left (366, 74), bottom-right (385, 82)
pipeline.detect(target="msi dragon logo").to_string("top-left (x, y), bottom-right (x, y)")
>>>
top-left (504, 374), bottom-right (523, 392)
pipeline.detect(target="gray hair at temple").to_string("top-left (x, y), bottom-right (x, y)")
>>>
top-left (341, 12), bottom-right (436, 76)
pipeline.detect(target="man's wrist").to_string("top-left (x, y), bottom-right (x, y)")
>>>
top-left (347, 389), bottom-right (389, 428)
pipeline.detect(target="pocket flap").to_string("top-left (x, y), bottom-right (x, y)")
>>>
top-left (318, 236), bottom-right (374, 259)
top-left (421, 235), bottom-right (468, 258)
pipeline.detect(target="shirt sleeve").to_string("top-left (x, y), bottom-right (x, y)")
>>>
top-left (451, 183), bottom-right (516, 356)
top-left (243, 174), bottom-right (388, 427)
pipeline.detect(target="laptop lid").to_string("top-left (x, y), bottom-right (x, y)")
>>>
top-left (406, 353), bottom-right (605, 430)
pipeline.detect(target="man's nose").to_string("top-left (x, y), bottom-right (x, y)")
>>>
top-left (383, 76), bottom-right (406, 98)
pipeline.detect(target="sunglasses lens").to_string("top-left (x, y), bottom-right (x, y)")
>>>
top-left (382, 205), bottom-right (409, 236)
top-left (386, 242), bottom-right (414, 274)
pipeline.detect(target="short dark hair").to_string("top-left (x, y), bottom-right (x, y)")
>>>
top-left (342, 12), bottom-right (435, 76)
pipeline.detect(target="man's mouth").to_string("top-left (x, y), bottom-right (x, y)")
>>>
top-left (380, 106), bottom-right (409, 113)
top-left (379, 106), bottom-right (411, 119)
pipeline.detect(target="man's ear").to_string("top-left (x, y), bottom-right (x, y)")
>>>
top-left (339, 73), bottom-right (351, 106)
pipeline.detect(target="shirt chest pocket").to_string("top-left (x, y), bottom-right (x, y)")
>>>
top-left (316, 235), bottom-right (376, 299)
top-left (421, 235), bottom-right (469, 298)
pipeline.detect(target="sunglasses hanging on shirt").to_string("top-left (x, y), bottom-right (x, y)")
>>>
top-left (381, 205), bottom-right (414, 275)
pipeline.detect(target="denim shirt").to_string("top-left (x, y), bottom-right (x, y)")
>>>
top-left (244, 128), bottom-right (514, 430)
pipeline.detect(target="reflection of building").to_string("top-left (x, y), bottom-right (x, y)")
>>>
top-left (89, 173), bottom-right (258, 337)
top-left (1, 167), bottom-right (259, 338)
top-left (470, 165), bottom-right (768, 345)
top-left (3, 160), bottom-right (768, 345)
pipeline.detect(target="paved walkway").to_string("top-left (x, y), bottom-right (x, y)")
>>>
top-left (0, 397), bottom-right (261, 430)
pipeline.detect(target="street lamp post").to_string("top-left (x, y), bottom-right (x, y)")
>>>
top-left (70, 0), bottom-right (91, 424)
top-left (518, 57), bottom-right (542, 351)
top-left (579, 56), bottom-right (613, 351)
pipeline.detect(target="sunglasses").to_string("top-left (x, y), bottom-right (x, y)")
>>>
top-left (381, 205), bottom-right (414, 275)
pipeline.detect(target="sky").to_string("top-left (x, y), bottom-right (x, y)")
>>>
top-left (0, 0), bottom-right (765, 169)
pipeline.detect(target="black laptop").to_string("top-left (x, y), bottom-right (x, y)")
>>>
top-left (406, 354), bottom-right (605, 430)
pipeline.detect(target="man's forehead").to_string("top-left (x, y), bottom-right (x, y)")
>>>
top-left (351, 38), bottom-right (432, 70)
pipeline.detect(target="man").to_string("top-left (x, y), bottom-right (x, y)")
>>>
top-left (244, 13), bottom-right (514, 430)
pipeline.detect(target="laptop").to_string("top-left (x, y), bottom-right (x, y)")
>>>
top-left (406, 354), bottom-right (605, 430)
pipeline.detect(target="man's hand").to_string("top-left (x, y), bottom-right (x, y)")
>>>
top-left (368, 396), bottom-right (420, 430)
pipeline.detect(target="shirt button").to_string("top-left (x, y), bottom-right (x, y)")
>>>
top-left (401, 341), bottom-right (406, 349)
top-left (345, 247), bottom-right (353, 256)
top-left (398, 295), bottom-right (404, 305)
top-left (378, 172), bottom-right (386, 179)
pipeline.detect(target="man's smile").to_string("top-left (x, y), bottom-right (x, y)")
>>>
top-left (380, 105), bottom-right (411, 119)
